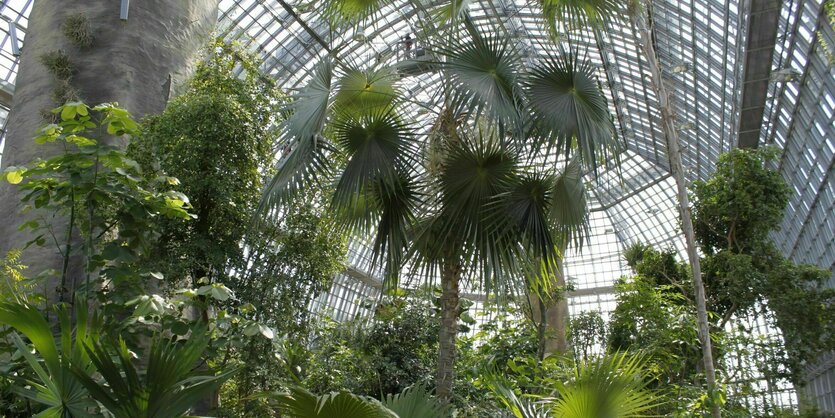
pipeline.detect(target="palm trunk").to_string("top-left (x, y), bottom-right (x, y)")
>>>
top-left (543, 272), bottom-right (569, 356)
top-left (436, 257), bottom-right (461, 403)
top-left (528, 251), bottom-right (569, 359)
top-left (629, 2), bottom-right (721, 417)
top-left (0, 0), bottom-right (217, 303)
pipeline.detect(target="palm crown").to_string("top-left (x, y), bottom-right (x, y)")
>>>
top-left (261, 1), bottom-right (622, 401)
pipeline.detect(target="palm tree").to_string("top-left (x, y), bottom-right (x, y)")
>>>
top-left (261, 5), bottom-right (621, 403)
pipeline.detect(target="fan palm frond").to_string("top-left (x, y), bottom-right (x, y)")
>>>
top-left (0, 301), bottom-right (100, 417)
top-left (549, 158), bottom-right (589, 249)
top-left (268, 386), bottom-right (397, 418)
top-left (73, 328), bottom-right (236, 418)
top-left (371, 172), bottom-right (422, 287)
top-left (334, 67), bottom-right (399, 117)
top-left (552, 352), bottom-right (661, 418)
top-left (260, 59), bottom-right (336, 214)
top-left (322, 0), bottom-right (390, 25)
top-left (487, 377), bottom-right (551, 418)
top-left (525, 52), bottom-right (620, 175)
top-left (439, 25), bottom-right (524, 134)
top-left (499, 171), bottom-right (559, 261)
top-left (382, 383), bottom-right (449, 418)
top-left (330, 107), bottom-right (415, 217)
top-left (435, 134), bottom-right (531, 294)
top-left (541, 0), bottom-right (621, 31)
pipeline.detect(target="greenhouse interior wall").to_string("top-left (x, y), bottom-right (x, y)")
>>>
top-left (0, 0), bottom-right (832, 414)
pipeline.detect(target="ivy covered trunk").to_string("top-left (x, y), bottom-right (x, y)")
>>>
top-left (436, 257), bottom-right (461, 403)
top-left (0, 0), bottom-right (217, 301)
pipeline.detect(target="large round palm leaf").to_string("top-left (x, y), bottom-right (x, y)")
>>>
top-left (334, 67), bottom-right (399, 117)
top-left (526, 53), bottom-right (619, 175)
top-left (440, 28), bottom-right (524, 132)
top-left (330, 109), bottom-right (416, 234)
top-left (323, 0), bottom-right (389, 24)
top-left (500, 171), bottom-right (559, 260)
top-left (261, 59), bottom-right (335, 213)
top-left (370, 172), bottom-right (422, 285)
top-left (549, 158), bottom-right (589, 249)
top-left (541, 0), bottom-right (620, 30)
top-left (382, 384), bottom-right (450, 418)
top-left (552, 352), bottom-right (661, 418)
top-left (270, 386), bottom-right (397, 418)
top-left (435, 136), bottom-right (531, 293)
top-left (439, 136), bottom-right (517, 232)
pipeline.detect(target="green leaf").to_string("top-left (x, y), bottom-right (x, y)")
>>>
top-left (334, 68), bottom-right (398, 117)
top-left (210, 285), bottom-right (233, 301)
top-left (526, 52), bottom-right (621, 175)
top-left (266, 386), bottom-right (397, 418)
top-left (260, 58), bottom-right (335, 212)
top-left (4, 167), bottom-right (25, 184)
top-left (243, 323), bottom-right (260, 337)
top-left (65, 135), bottom-right (96, 146)
top-left (60, 105), bottom-right (77, 121)
top-left (18, 220), bottom-right (39, 231)
top-left (440, 27), bottom-right (524, 132)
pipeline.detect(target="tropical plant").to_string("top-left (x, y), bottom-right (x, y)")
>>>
top-left (261, 11), bottom-right (620, 401)
top-left (550, 352), bottom-right (660, 418)
top-left (690, 147), bottom-right (835, 384)
top-left (382, 384), bottom-right (449, 418)
top-left (302, 294), bottom-right (439, 397)
top-left (0, 300), bottom-right (100, 417)
top-left (487, 377), bottom-right (550, 418)
top-left (266, 383), bottom-right (447, 418)
top-left (2, 102), bottom-right (192, 307)
top-left (130, 38), bottom-right (280, 290)
top-left (221, 202), bottom-right (346, 416)
top-left (267, 386), bottom-right (397, 418)
top-left (72, 328), bottom-right (236, 418)
top-left (568, 310), bottom-right (606, 362)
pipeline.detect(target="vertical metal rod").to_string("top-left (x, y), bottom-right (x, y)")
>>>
top-left (120, 0), bottom-right (130, 21)
top-left (8, 20), bottom-right (19, 56)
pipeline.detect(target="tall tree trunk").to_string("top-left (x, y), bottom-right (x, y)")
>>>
top-left (0, 0), bottom-right (218, 302)
top-left (529, 255), bottom-right (569, 359)
top-left (543, 272), bottom-right (570, 356)
top-left (629, 2), bottom-right (721, 417)
top-left (436, 257), bottom-right (461, 404)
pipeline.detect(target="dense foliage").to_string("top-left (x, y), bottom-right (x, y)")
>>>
top-left (0, 40), bottom-right (346, 418)
top-left (127, 40), bottom-right (347, 416)
top-left (129, 39), bottom-right (280, 287)
top-left (608, 148), bottom-right (835, 415)
top-left (692, 148), bottom-right (835, 383)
